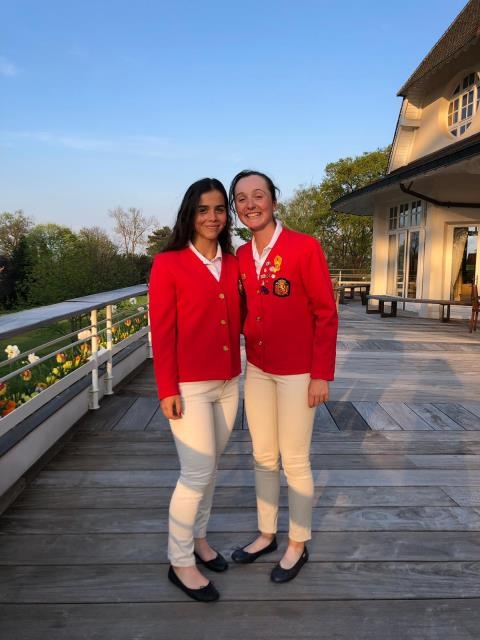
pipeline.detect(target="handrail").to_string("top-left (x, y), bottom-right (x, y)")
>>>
top-left (0, 284), bottom-right (148, 340)
top-left (0, 285), bottom-right (151, 435)
top-left (329, 269), bottom-right (371, 285)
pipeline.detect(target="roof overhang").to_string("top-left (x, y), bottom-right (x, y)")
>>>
top-left (398, 1), bottom-right (480, 97)
top-left (331, 133), bottom-right (480, 215)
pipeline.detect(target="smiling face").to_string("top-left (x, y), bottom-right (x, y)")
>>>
top-left (193, 189), bottom-right (227, 244)
top-left (234, 174), bottom-right (276, 233)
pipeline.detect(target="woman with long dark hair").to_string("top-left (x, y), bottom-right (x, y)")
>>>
top-left (149, 178), bottom-right (241, 602)
top-left (229, 170), bottom-right (338, 583)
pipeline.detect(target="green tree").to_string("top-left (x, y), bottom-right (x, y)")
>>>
top-left (77, 226), bottom-right (120, 292)
top-left (146, 226), bottom-right (172, 256)
top-left (233, 226), bottom-right (252, 242)
top-left (1, 221), bottom-right (148, 310)
top-left (22, 224), bottom-right (85, 305)
top-left (1, 236), bottom-right (31, 309)
top-left (0, 210), bottom-right (34, 258)
top-left (23, 224), bottom-right (147, 306)
top-left (0, 211), bottom-right (34, 309)
top-left (277, 147), bottom-right (390, 270)
top-left (77, 226), bottom-right (147, 291)
top-left (322, 147), bottom-right (391, 199)
top-left (276, 186), bottom-right (323, 236)
top-left (0, 260), bottom-right (8, 308)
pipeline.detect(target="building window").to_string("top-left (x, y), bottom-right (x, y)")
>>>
top-left (448, 71), bottom-right (480, 137)
top-left (410, 200), bottom-right (423, 226)
top-left (388, 201), bottom-right (423, 231)
top-left (387, 201), bottom-right (424, 298)
top-left (399, 203), bottom-right (409, 228)
top-left (389, 206), bottom-right (398, 230)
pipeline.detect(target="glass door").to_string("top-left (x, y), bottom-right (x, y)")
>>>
top-left (387, 235), bottom-right (397, 295)
top-left (396, 232), bottom-right (406, 296)
top-left (407, 231), bottom-right (419, 298)
top-left (451, 226), bottom-right (479, 300)
top-left (387, 230), bottom-right (420, 298)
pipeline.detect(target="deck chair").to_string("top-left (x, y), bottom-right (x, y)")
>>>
top-left (469, 284), bottom-right (479, 333)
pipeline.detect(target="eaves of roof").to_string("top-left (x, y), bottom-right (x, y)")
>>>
top-left (398, 0), bottom-right (480, 96)
top-left (331, 131), bottom-right (480, 212)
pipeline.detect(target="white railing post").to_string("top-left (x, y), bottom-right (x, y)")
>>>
top-left (89, 308), bottom-right (100, 409)
top-left (147, 291), bottom-right (153, 359)
top-left (104, 304), bottom-right (114, 395)
top-left (0, 284), bottom-right (149, 433)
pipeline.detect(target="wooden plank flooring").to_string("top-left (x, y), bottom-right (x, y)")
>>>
top-left (1, 301), bottom-right (480, 639)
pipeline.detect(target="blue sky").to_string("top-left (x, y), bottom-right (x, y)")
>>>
top-left (0, 0), bottom-right (468, 231)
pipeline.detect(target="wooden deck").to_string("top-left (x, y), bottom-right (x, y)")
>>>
top-left (1, 303), bottom-right (480, 639)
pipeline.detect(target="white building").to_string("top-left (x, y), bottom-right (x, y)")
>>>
top-left (332, 0), bottom-right (480, 317)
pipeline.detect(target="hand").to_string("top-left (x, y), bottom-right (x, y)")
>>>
top-left (308, 379), bottom-right (329, 407)
top-left (160, 394), bottom-right (182, 420)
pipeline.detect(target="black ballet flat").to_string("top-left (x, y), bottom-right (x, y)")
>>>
top-left (194, 550), bottom-right (228, 572)
top-left (231, 536), bottom-right (278, 564)
top-left (270, 547), bottom-right (309, 583)
top-left (168, 566), bottom-right (220, 602)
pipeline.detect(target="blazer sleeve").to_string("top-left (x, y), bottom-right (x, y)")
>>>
top-left (148, 253), bottom-right (180, 400)
top-left (300, 239), bottom-right (338, 380)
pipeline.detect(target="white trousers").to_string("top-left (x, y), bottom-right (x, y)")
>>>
top-left (168, 377), bottom-right (239, 566)
top-left (244, 362), bottom-right (315, 542)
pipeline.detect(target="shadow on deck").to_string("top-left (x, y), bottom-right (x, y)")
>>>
top-left (1, 301), bottom-right (480, 638)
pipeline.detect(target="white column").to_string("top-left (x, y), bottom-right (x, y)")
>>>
top-left (89, 309), bottom-right (100, 409)
top-left (104, 304), bottom-right (114, 395)
top-left (147, 291), bottom-right (153, 359)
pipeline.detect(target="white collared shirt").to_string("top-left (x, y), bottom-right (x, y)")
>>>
top-left (189, 241), bottom-right (223, 281)
top-left (252, 220), bottom-right (283, 277)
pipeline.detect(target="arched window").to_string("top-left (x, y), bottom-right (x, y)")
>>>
top-left (447, 72), bottom-right (480, 137)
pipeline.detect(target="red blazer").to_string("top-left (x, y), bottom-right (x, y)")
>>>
top-left (237, 228), bottom-right (338, 380)
top-left (149, 248), bottom-right (241, 399)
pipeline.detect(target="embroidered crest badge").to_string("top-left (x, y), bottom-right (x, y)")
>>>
top-left (273, 278), bottom-right (290, 297)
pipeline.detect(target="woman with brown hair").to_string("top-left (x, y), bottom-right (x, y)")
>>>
top-left (149, 178), bottom-right (241, 601)
top-left (229, 169), bottom-right (338, 583)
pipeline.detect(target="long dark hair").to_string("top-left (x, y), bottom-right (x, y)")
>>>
top-left (228, 169), bottom-right (280, 214)
top-left (163, 178), bottom-right (234, 253)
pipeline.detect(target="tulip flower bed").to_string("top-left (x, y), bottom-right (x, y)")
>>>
top-left (0, 301), bottom-right (148, 418)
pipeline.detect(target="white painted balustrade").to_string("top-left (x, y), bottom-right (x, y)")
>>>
top-left (0, 284), bottom-right (151, 498)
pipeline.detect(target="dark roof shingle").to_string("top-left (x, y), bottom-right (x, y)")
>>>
top-left (398, 0), bottom-right (480, 96)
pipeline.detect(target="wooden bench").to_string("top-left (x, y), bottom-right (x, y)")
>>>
top-left (339, 282), bottom-right (371, 305)
top-left (366, 294), bottom-right (469, 322)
